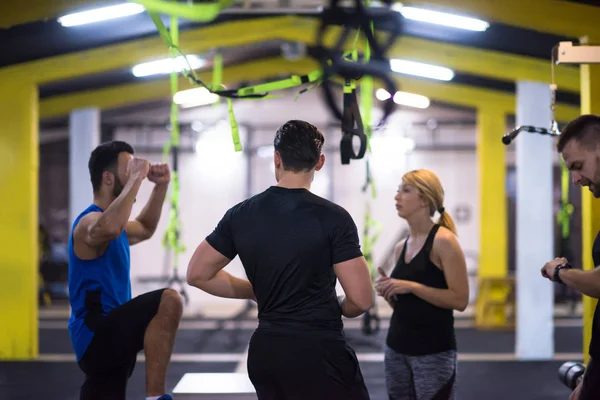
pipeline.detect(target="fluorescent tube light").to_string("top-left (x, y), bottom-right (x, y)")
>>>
top-left (376, 89), bottom-right (430, 109)
top-left (376, 89), bottom-right (393, 101)
top-left (132, 56), bottom-right (205, 78)
top-left (393, 91), bottom-right (430, 109)
top-left (390, 59), bottom-right (454, 81)
top-left (58, 3), bottom-right (145, 27)
top-left (394, 5), bottom-right (489, 32)
top-left (173, 87), bottom-right (220, 108)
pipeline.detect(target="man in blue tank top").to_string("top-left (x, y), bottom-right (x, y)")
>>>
top-left (68, 140), bottom-right (183, 400)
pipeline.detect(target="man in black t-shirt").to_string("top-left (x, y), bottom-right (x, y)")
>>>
top-left (542, 114), bottom-right (600, 400)
top-left (186, 120), bottom-right (373, 400)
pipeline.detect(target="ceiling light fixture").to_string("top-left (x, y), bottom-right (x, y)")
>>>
top-left (132, 55), bottom-right (205, 78)
top-left (376, 88), bottom-right (430, 109)
top-left (390, 58), bottom-right (454, 81)
top-left (173, 87), bottom-right (220, 109)
top-left (57, 3), bottom-right (145, 27)
top-left (393, 5), bottom-right (490, 32)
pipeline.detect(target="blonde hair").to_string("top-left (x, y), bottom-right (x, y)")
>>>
top-left (401, 169), bottom-right (457, 235)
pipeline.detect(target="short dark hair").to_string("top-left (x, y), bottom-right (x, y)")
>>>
top-left (557, 114), bottom-right (600, 152)
top-left (273, 120), bottom-right (324, 172)
top-left (88, 140), bottom-right (134, 193)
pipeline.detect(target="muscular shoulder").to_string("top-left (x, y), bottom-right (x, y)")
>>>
top-left (311, 196), bottom-right (353, 221)
top-left (218, 193), bottom-right (267, 227)
top-left (322, 202), bottom-right (356, 233)
top-left (72, 211), bottom-right (102, 237)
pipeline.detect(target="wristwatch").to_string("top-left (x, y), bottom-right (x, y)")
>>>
top-left (553, 262), bottom-right (572, 284)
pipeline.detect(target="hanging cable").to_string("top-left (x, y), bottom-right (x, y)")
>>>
top-left (161, 9), bottom-right (189, 305)
top-left (134, 0), bottom-right (401, 163)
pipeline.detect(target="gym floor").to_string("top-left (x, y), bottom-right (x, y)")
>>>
top-left (0, 309), bottom-right (579, 400)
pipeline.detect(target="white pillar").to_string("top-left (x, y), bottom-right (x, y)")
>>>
top-left (515, 81), bottom-right (554, 360)
top-left (69, 108), bottom-right (100, 228)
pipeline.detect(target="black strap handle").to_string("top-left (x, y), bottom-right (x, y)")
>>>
top-left (314, 0), bottom-right (402, 128)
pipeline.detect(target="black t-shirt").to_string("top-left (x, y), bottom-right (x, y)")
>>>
top-left (205, 186), bottom-right (363, 338)
top-left (589, 231), bottom-right (600, 359)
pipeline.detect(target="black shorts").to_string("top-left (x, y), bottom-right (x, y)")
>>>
top-left (247, 330), bottom-right (371, 400)
top-left (580, 356), bottom-right (600, 400)
top-left (77, 288), bottom-right (166, 400)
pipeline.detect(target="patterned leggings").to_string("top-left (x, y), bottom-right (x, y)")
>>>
top-left (384, 345), bottom-right (457, 400)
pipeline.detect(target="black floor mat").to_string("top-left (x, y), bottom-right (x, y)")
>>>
top-left (39, 324), bottom-right (584, 354)
top-left (0, 360), bottom-right (574, 400)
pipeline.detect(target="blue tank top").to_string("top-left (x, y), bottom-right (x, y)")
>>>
top-left (67, 204), bottom-right (131, 361)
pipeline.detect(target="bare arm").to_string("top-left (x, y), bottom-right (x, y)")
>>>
top-left (334, 256), bottom-right (374, 318)
top-left (411, 230), bottom-right (469, 311)
top-left (186, 240), bottom-right (255, 300)
top-left (384, 241), bottom-right (405, 308)
top-left (126, 183), bottom-right (169, 245)
top-left (74, 172), bottom-right (145, 247)
top-left (558, 267), bottom-right (600, 298)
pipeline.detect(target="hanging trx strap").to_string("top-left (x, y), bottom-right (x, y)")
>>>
top-left (131, 0), bottom-right (236, 21)
top-left (138, 0), bottom-right (401, 161)
top-left (315, 0), bottom-right (399, 129)
top-left (212, 51), bottom-right (242, 152)
top-left (358, 3), bottom-right (382, 335)
top-left (361, 172), bottom-right (383, 335)
top-left (337, 32), bottom-right (368, 165)
top-left (557, 157), bottom-right (574, 239)
top-left (146, 11), bottom-right (328, 151)
top-left (340, 79), bottom-right (367, 164)
top-left (161, 11), bottom-right (188, 305)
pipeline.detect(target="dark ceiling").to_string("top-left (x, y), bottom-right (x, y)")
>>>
top-left (2, 0), bottom-right (597, 121)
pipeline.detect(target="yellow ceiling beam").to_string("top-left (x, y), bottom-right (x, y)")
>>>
top-left (399, 0), bottom-right (600, 39)
top-left (5, 13), bottom-right (580, 96)
top-left (394, 76), bottom-right (578, 123)
top-left (283, 16), bottom-right (580, 93)
top-left (0, 16), bottom-right (298, 85)
top-left (39, 57), bottom-right (580, 123)
top-left (0, 0), bottom-right (106, 28)
top-left (393, 36), bottom-right (578, 93)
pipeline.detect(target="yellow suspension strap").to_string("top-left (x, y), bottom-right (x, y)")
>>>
top-left (361, 162), bottom-right (383, 335)
top-left (358, 1), bottom-right (383, 335)
top-left (161, 9), bottom-right (188, 305)
top-left (557, 157), bottom-right (575, 260)
top-left (145, 10), bottom-right (328, 153)
top-left (136, 0), bottom-right (402, 164)
top-left (130, 0), bottom-right (236, 21)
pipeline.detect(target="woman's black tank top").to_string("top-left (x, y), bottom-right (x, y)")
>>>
top-left (385, 224), bottom-right (457, 356)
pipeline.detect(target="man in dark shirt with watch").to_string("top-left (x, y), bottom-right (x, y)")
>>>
top-left (541, 114), bottom-right (600, 400)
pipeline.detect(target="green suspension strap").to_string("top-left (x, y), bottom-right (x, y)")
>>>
top-left (211, 51), bottom-right (242, 152)
top-left (557, 157), bottom-right (575, 260)
top-left (161, 10), bottom-right (189, 304)
top-left (131, 0), bottom-right (236, 21)
top-left (146, 10), bottom-right (329, 152)
top-left (358, 3), bottom-right (383, 335)
top-left (133, 0), bottom-right (402, 164)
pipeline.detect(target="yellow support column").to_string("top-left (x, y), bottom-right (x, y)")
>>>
top-left (475, 105), bottom-right (512, 329)
top-left (0, 80), bottom-right (39, 360)
top-left (580, 39), bottom-right (600, 364)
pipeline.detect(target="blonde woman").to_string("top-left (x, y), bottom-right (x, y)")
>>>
top-left (376, 169), bottom-right (469, 400)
